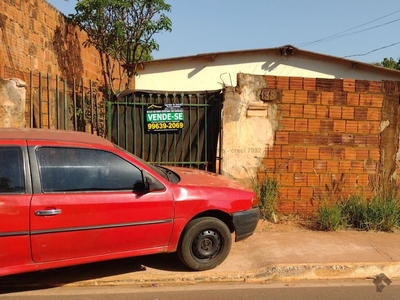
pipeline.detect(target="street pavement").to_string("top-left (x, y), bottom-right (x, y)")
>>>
top-left (2, 221), bottom-right (400, 288)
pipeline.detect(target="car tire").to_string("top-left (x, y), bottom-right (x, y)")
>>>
top-left (178, 217), bottom-right (232, 271)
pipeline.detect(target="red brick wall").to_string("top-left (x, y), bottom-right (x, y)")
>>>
top-left (0, 0), bottom-right (132, 89)
top-left (0, 0), bottom-right (134, 130)
top-left (0, 0), bottom-right (99, 82)
top-left (262, 76), bottom-right (387, 213)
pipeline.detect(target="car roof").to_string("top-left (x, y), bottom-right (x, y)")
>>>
top-left (0, 128), bottom-right (113, 147)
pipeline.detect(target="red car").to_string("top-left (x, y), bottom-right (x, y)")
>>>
top-left (0, 128), bottom-right (259, 276)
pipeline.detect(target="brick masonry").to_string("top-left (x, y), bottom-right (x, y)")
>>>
top-left (0, 0), bottom-right (130, 129)
top-left (2, 3), bottom-right (400, 214)
top-left (263, 76), bottom-right (400, 214)
top-left (0, 0), bottom-right (102, 83)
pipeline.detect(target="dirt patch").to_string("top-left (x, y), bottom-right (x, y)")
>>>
top-left (255, 215), bottom-right (315, 232)
top-left (255, 216), bottom-right (400, 233)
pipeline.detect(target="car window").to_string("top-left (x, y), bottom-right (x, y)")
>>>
top-left (114, 144), bottom-right (169, 180)
top-left (0, 147), bottom-right (25, 194)
top-left (37, 147), bottom-right (143, 192)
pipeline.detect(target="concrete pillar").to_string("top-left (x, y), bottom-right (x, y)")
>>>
top-left (0, 78), bottom-right (26, 128)
top-left (221, 73), bottom-right (279, 184)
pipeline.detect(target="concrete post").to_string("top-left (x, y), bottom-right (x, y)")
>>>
top-left (0, 78), bottom-right (26, 128)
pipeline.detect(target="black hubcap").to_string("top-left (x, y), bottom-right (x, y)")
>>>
top-left (192, 229), bottom-right (221, 260)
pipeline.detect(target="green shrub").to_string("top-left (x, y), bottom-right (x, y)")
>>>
top-left (367, 194), bottom-right (399, 231)
top-left (316, 201), bottom-right (343, 231)
top-left (249, 171), bottom-right (280, 222)
top-left (340, 194), bottom-right (368, 230)
top-left (341, 194), bottom-right (399, 231)
top-left (316, 192), bottom-right (400, 232)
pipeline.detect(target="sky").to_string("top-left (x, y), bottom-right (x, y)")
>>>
top-left (47, 0), bottom-right (400, 64)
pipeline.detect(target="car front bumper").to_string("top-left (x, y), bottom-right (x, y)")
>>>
top-left (232, 207), bottom-right (260, 242)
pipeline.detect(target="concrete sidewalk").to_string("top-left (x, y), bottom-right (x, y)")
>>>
top-left (2, 221), bottom-right (400, 288)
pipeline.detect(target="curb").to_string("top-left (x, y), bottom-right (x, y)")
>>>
top-left (33, 262), bottom-right (400, 287)
top-left (249, 262), bottom-right (400, 282)
top-left (2, 263), bottom-right (399, 289)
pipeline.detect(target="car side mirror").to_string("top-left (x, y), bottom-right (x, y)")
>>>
top-left (133, 170), bottom-right (152, 193)
top-left (133, 179), bottom-right (150, 193)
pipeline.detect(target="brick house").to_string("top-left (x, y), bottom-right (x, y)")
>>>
top-left (222, 73), bottom-right (399, 213)
top-left (136, 45), bottom-right (400, 91)
top-left (2, 1), bottom-right (400, 213)
top-left (134, 46), bottom-right (400, 214)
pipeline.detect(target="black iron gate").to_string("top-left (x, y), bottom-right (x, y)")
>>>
top-left (107, 90), bottom-right (222, 173)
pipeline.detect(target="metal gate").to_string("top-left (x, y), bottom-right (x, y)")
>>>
top-left (25, 71), bottom-right (104, 136)
top-left (107, 90), bottom-right (222, 173)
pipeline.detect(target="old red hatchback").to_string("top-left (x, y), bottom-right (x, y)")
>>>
top-left (0, 128), bottom-right (259, 276)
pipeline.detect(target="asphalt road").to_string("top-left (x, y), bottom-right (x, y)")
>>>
top-left (1, 280), bottom-right (399, 300)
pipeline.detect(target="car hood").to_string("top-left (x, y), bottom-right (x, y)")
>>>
top-left (165, 166), bottom-right (252, 192)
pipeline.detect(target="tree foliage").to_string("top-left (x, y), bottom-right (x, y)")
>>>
top-left (70, 0), bottom-right (172, 98)
top-left (374, 57), bottom-right (400, 71)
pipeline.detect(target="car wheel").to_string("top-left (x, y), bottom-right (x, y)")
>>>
top-left (178, 217), bottom-right (232, 271)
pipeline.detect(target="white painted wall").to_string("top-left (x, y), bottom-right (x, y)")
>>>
top-left (136, 52), bottom-right (400, 91)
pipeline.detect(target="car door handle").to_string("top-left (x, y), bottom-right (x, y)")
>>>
top-left (35, 209), bottom-right (62, 216)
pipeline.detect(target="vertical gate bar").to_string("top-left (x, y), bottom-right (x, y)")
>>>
top-left (47, 74), bottom-right (51, 129)
top-left (164, 93), bottom-right (167, 163)
top-left (73, 78), bottom-right (77, 130)
top-left (181, 92), bottom-right (184, 167)
top-left (95, 92), bottom-right (99, 134)
top-left (124, 95), bottom-right (128, 152)
top-left (173, 93), bottom-right (177, 165)
top-left (149, 93), bottom-right (153, 162)
top-left (131, 95), bottom-right (134, 154)
top-left (56, 75), bottom-right (60, 129)
top-left (132, 95), bottom-right (136, 154)
top-left (107, 101), bottom-right (112, 141)
top-left (205, 96), bottom-right (208, 171)
top-left (38, 72), bottom-right (42, 128)
top-left (139, 94), bottom-right (145, 157)
top-left (64, 79), bottom-right (68, 130)
top-left (90, 80), bottom-right (94, 134)
top-left (218, 97), bottom-right (222, 174)
top-left (197, 93), bottom-right (200, 169)
top-left (188, 94), bottom-right (192, 168)
top-left (141, 95), bottom-right (145, 159)
top-left (116, 102), bottom-right (120, 145)
top-left (30, 71), bottom-right (33, 128)
top-left (155, 94), bottom-right (158, 164)
top-left (166, 93), bottom-right (170, 164)
top-left (133, 93), bottom-right (140, 155)
top-left (157, 131), bottom-right (161, 163)
top-left (81, 78), bottom-right (85, 132)
top-left (157, 93), bottom-right (161, 162)
top-left (134, 95), bottom-right (138, 155)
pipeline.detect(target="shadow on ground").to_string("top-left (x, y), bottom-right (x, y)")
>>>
top-left (0, 253), bottom-right (189, 294)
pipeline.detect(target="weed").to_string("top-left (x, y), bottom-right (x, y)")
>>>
top-left (316, 192), bottom-right (400, 232)
top-left (247, 167), bottom-right (280, 222)
top-left (316, 200), bottom-right (343, 231)
top-left (340, 194), bottom-right (368, 230)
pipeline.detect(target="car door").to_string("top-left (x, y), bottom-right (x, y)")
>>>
top-left (29, 145), bottom-right (174, 263)
top-left (0, 143), bottom-right (33, 274)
